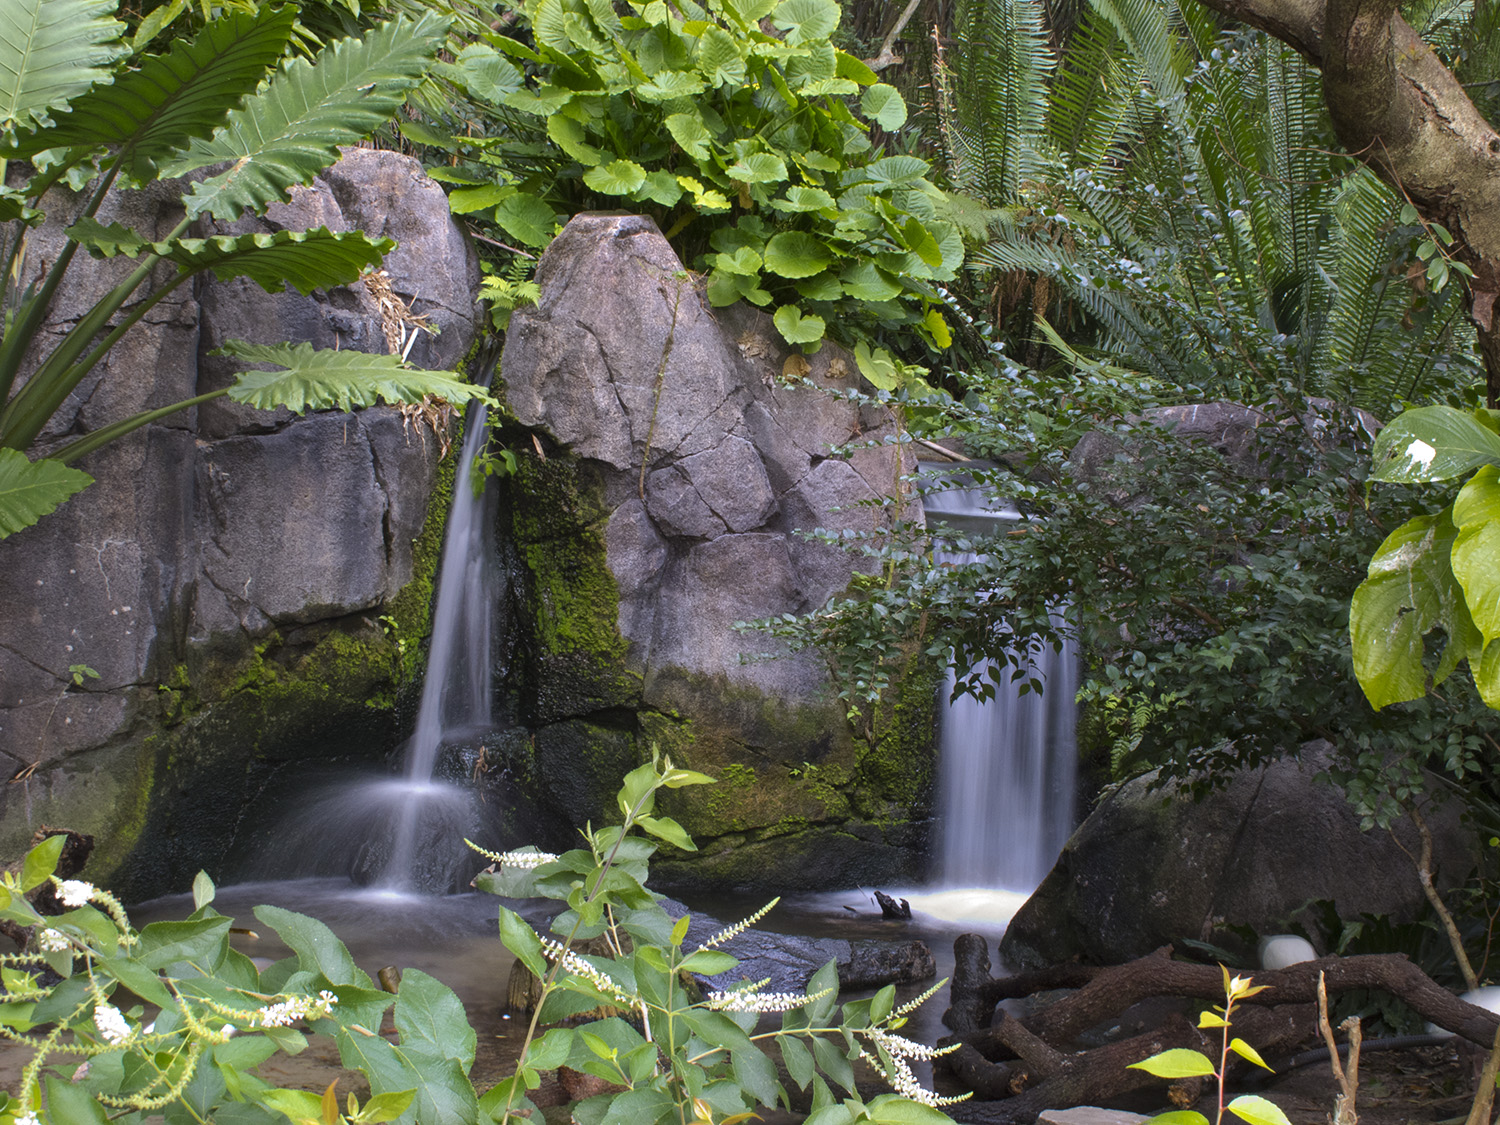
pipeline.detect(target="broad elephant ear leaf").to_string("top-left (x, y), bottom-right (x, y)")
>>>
top-left (0, 0), bottom-right (127, 137)
top-left (0, 7), bottom-right (295, 181)
top-left (166, 11), bottom-right (449, 221)
top-left (219, 341), bottom-right (494, 414)
top-left (0, 449), bottom-right (93, 539)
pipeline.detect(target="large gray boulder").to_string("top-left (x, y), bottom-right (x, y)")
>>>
top-left (0, 150), bottom-right (481, 898)
top-left (1000, 742), bottom-right (1477, 968)
top-left (498, 213), bottom-right (938, 891)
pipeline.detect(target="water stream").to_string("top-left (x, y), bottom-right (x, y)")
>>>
top-left (245, 399), bottom-right (504, 893)
top-left (920, 468), bottom-right (1079, 902)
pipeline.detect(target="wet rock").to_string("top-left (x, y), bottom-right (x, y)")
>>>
top-left (0, 151), bottom-right (482, 896)
top-left (1001, 741), bottom-right (1478, 968)
top-left (499, 213), bottom-right (937, 892)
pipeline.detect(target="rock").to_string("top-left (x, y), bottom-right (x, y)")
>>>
top-left (1036, 1109), bottom-right (1149, 1125)
top-left (498, 213), bottom-right (937, 891)
top-left (841, 940), bottom-right (936, 990)
top-left (1000, 741), bottom-right (1477, 968)
top-left (0, 151), bottom-right (482, 897)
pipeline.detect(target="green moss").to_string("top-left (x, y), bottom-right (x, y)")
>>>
top-left (854, 644), bottom-right (941, 819)
top-left (384, 428), bottom-right (460, 682)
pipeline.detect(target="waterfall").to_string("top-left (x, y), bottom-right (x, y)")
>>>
top-left (924, 470), bottom-right (1078, 893)
top-left (245, 398), bottom-right (505, 894)
top-left (376, 398), bottom-right (501, 890)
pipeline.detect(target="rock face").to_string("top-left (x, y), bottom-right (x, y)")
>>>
top-left (0, 150), bottom-right (480, 898)
top-left (498, 213), bottom-right (938, 891)
top-left (1000, 742), bottom-right (1477, 968)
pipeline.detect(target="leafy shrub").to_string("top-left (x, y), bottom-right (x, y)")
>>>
top-left (421, 0), bottom-right (965, 354)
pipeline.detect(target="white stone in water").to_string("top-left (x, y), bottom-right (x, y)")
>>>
top-left (1037, 1110), bottom-right (1149, 1125)
top-left (1258, 934), bottom-right (1317, 970)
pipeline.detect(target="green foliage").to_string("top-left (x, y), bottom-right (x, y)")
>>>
top-left (1131, 969), bottom-right (1290, 1125)
top-left (0, 837), bottom-right (456, 1124)
top-left (471, 748), bottom-right (966, 1124)
top-left (1351, 406), bottom-right (1500, 711)
top-left (425, 0), bottom-right (962, 353)
top-left (0, 0), bottom-right (489, 539)
top-left (947, 0), bottom-right (1478, 415)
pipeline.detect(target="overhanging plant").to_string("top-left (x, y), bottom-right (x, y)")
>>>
top-left (423, 0), bottom-right (966, 361)
top-left (0, 0), bottom-right (493, 540)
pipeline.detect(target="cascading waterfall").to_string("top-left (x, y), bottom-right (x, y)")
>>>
top-left (377, 397), bottom-right (501, 889)
top-left (249, 395), bottom-right (504, 894)
top-left (924, 471), bottom-right (1078, 894)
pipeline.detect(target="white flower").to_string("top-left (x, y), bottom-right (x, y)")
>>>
top-left (93, 1003), bottom-right (131, 1044)
top-left (35, 928), bottom-right (70, 952)
top-left (15, 1111), bottom-right (40, 1125)
top-left (58, 880), bottom-right (94, 908)
top-left (1406, 439), bottom-right (1436, 469)
top-left (538, 937), bottom-right (633, 1006)
top-left (706, 988), bottom-right (821, 1014)
top-left (248, 990), bottom-right (337, 1029)
top-left (497, 850), bottom-right (558, 869)
top-left (694, 898), bottom-right (779, 953)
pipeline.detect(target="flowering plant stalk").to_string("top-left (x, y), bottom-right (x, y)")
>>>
top-left (0, 835), bottom-right (460, 1124)
top-left (471, 747), bottom-right (967, 1125)
top-left (1128, 967), bottom-right (1292, 1125)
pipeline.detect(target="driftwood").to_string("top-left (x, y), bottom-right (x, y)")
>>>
top-left (940, 938), bottom-right (1500, 1123)
top-left (0, 827), bottom-right (95, 949)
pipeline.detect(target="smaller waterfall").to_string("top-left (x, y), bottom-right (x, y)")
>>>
top-left (247, 397), bottom-right (505, 894)
top-left (924, 471), bottom-right (1078, 893)
top-left (376, 400), bottom-right (501, 889)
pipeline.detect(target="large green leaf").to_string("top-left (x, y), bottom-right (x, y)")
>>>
top-left (221, 341), bottom-right (492, 414)
top-left (166, 12), bottom-right (449, 221)
top-left (69, 221), bottom-right (392, 294)
top-left (394, 970), bottom-right (477, 1070)
top-left (252, 905), bottom-right (374, 989)
top-left (1350, 508), bottom-right (1479, 709)
top-left (1452, 464), bottom-right (1500, 644)
top-left (0, 0), bottom-right (126, 136)
top-left (0, 8), bottom-right (294, 181)
top-left (1370, 405), bottom-right (1500, 483)
top-left (763, 231), bottom-right (833, 277)
top-left (0, 449), bottom-right (93, 539)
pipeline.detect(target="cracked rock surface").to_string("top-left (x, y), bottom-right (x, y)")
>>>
top-left (0, 151), bottom-right (481, 894)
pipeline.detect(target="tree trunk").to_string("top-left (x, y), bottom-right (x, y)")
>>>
top-left (1187, 0), bottom-right (1500, 401)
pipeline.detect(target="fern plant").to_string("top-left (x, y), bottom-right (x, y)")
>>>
top-left (942, 0), bottom-right (1481, 416)
top-left (0, 0), bottom-right (491, 539)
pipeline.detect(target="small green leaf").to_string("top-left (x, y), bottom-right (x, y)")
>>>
top-left (192, 870), bottom-right (216, 910)
top-left (728, 152), bottom-right (789, 185)
top-left (358, 1089), bottom-right (417, 1123)
top-left (636, 813), bottom-right (698, 851)
top-left (1226, 1094), bottom-right (1294, 1125)
top-left (638, 69), bottom-right (708, 102)
top-left (1127, 1048), bottom-right (1217, 1078)
top-left (679, 949), bottom-right (739, 975)
top-left (1144, 1114), bottom-right (1212, 1125)
top-left (1229, 1037), bottom-right (1272, 1071)
top-left (0, 451), bottom-right (94, 540)
top-left (666, 112), bottom-right (713, 160)
top-left (696, 27), bottom-right (747, 87)
top-left (21, 835), bottom-right (67, 892)
top-left (495, 193), bottom-right (557, 248)
top-left (773, 0), bottom-right (840, 43)
top-left (670, 915), bottom-right (691, 947)
top-left (774, 304), bottom-right (826, 344)
top-left (498, 907), bottom-right (547, 977)
top-left (548, 114), bottom-right (605, 165)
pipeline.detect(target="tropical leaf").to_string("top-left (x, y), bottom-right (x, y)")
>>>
top-left (1350, 508), bottom-right (1479, 709)
top-left (166, 12), bottom-right (449, 221)
top-left (0, 449), bottom-right (93, 538)
top-left (861, 84), bottom-right (907, 129)
top-left (68, 222), bottom-right (392, 294)
top-left (583, 159), bottom-right (647, 195)
top-left (773, 304), bottom-right (825, 343)
top-left (0, 8), bottom-right (295, 181)
top-left (1370, 406), bottom-right (1500, 483)
top-left (773, 0), bottom-right (840, 44)
top-left (697, 27), bottom-right (747, 87)
top-left (0, 0), bottom-right (126, 136)
top-left (219, 341), bottom-right (494, 414)
top-left (494, 193), bottom-right (557, 248)
top-left (763, 231), bottom-right (832, 277)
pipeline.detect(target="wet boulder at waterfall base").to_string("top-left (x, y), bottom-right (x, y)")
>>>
top-left (495, 213), bottom-right (939, 892)
top-left (1000, 741), bottom-right (1477, 968)
top-left (0, 150), bottom-right (481, 900)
